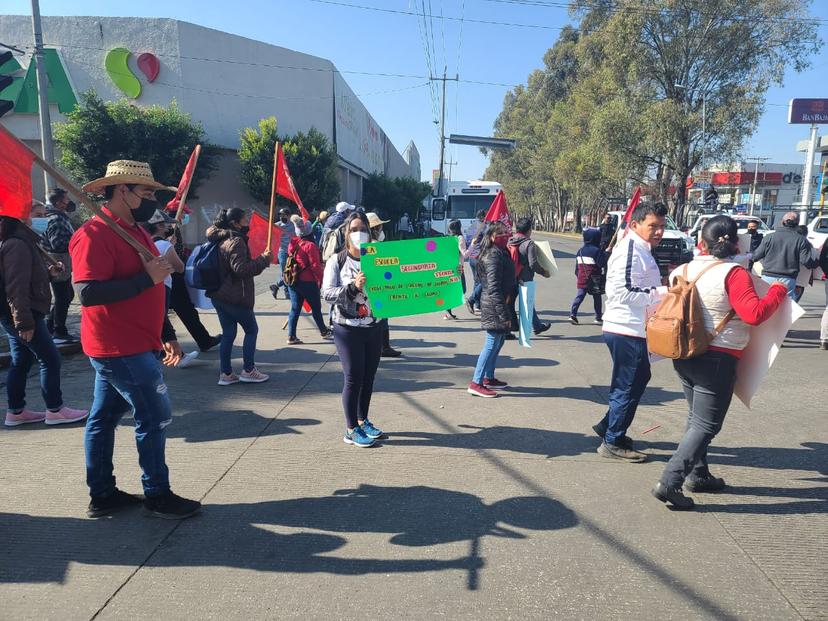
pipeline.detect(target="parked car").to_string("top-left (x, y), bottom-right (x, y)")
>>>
top-left (688, 214), bottom-right (771, 244)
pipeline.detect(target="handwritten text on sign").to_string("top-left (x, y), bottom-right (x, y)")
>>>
top-left (360, 237), bottom-right (464, 319)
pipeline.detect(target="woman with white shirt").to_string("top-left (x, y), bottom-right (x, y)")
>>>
top-left (652, 215), bottom-right (787, 510)
top-left (444, 219), bottom-right (474, 320)
top-left (321, 211), bottom-right (384, 448)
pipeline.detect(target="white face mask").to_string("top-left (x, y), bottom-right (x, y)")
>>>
top-left (376, 231), bottom-right (386, 242)
top-left (349, 231), bottom-right (371, 248)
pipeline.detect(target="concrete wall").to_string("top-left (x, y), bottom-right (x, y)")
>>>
top-left (1, 15), bottom-right (418, 222)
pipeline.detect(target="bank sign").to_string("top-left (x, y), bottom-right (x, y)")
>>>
top-left (788, 98), bottom-right (828, 124)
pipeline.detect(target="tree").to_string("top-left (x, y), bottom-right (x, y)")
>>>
top-left (238, 116), bottom-right (340, 214)
top-left (362, 173), bottom-right (431, 235)
top-left (54, 90), bottom-right (218, 200)
top-left (571, 0), bottom-right (821, 223)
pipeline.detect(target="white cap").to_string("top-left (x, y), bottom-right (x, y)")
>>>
top-left (335, 201), bottom-right (355, 213)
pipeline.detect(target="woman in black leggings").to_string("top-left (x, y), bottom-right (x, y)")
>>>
top-left (321, 211), bottom-right (384, 448)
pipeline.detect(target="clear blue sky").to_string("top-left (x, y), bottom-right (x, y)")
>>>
top-left (5, 0), bottom-right (828, 181)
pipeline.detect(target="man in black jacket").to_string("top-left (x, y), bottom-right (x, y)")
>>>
top-left (507, 217), bottom-right (551, 337)
top-left (752, 212), bottom-right (819, 299)
top-left (43, 188), bottom-right (78, 343)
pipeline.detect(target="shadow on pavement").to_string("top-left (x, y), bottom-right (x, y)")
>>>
top-left (0, 485), bottom-right (577, 591)
top-left (502, 384), bottom-right (683, 405)
top-left (385, 425), bottom-right (599, 459)
top-left (158, 411), bottom-right (321, 444)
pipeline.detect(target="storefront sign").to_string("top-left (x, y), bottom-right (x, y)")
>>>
top-left (788, 98), bottom-right (828, 124)
top-left (361, 237), bottom-right (463, 319)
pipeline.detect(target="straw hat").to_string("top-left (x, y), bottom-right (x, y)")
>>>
top-left (366, 212), bottom-right (389, 229)
top-left (82, 160), bottom-right (178, 194)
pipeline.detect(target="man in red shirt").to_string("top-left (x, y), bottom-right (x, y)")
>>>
top-left (70, 160), bottom-right (201, 520)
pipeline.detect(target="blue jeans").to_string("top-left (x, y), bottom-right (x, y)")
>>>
top-left (469, 282), bottom-right (483, 307)
top-left (288, 280), bottom-right (329, 337)
top-left (276, 248), bottom-right (288, 288)
top-left (1, 312), bottom-right (63, 411)
top-left (86, 352), bottom-right (172, 498)
top-left (472, 330), bottom-right (506, 385)
top-left (599, 333), bottom-right (651, 445)
top-left (761, 275), bottom-right (797, 300)
top-left (571, 288), bottom-right (603, 320)
top-left (213, 300), bottom-right (258, 375)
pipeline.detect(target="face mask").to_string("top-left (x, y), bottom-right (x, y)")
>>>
top-left (280, 216), bottom-right (289, 223)
top-left (376, 230), bottom-right (386, 242)
top-left (128, 190), bottom-right (159, 222)
top-left (163, 228), bottom-right (175, 239)
top-left (65, 200), bottom-right (76, 213)
top-left (239, 225), bottom-right (250, 236)
top-left (30, 217), bottom-right (49, 234)
top-left (181, 213), bottom-right (190, 226)
top-left (349, 231), bottom-right (370, 248)
top-left (494, 235), bottom-right (509, 249)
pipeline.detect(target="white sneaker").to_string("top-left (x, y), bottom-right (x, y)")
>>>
top-left (218, 373), bottom-right (240, 386)
top-left (240, 368), bottom-right (269, 383)
top-left (177, 351), bottom-right (199, 368)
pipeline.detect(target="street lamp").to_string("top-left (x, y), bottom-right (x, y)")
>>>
top-left (675, 83), bottom-right (706, 170)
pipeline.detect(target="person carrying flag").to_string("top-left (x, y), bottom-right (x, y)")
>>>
top-left (70, 160), bottom-right (202, 519)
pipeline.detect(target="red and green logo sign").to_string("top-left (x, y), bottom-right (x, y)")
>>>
top-left (105, 48), bottom-right (160, 99)
top-left (0, 48), bottom-right (77, 114)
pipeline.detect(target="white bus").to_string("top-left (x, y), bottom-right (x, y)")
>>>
top-left (425, 180), bottom-right (502, 236)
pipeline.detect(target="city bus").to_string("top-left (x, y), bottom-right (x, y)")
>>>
top-left (424, 180), bottom-right (503, 236)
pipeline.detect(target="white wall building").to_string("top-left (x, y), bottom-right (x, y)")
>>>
top-left (0, 15), bottom-right (419, 239)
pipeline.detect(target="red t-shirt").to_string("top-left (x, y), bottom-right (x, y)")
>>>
top-left (69, 207), bottom-right (165, 358)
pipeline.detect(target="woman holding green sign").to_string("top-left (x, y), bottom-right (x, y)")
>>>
top-left (468, 221), bottom-right (515, 398)
top-left (321, 211), bottom-right (384, 448)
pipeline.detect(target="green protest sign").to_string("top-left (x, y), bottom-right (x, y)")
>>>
top-left (360, 237), bottom-right (464, 319)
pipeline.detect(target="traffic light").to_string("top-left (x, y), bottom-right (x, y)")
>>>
top-left (0, 50), bottom-right (16, 117)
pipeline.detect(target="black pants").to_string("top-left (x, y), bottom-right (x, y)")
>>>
top-left (49, 279), bottom-right (74, 335)
top-left (660, 351), bottom-right (738, 488)
top-left (169, 272), bottom-right (214, 350)
top-left (332, 323), bottom-right (382, 429)
top-left (380, 319), bottom-right (391, 349)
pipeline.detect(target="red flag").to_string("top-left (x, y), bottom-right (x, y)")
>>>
top-left (484, 190), bottom-right (512, 234)
top-left (276, 143), bottom-right (310, 221)
top-left (248, 212), bottom-right (280, 264)
top-left (166, 145), bottom-right (199, 216)
top-left (0, 126), bottom-right (36, 220)
top-left (619, 187), bottom-right (641, 240)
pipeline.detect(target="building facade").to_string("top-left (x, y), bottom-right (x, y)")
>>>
top-left (0, 15), bottom-right (419, 240)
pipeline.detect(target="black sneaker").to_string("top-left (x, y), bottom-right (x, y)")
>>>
top-left (53, 332), bottom-right (79, 345)
top-left (652, 482), bottom-right (695, 510)
top-left (201, 335), bottom-right (222, 352)
top-left (533, 322), bottom-right (551, 336)
top-left (591, 423), bottom-right (634, 449)
top-left (269, 284), bottom-right (280, 299)
top-left (684, 475), bottom-right (726, 493)
top-left (597, 441), bottom-right (647, 463)
top-left (143, 491), bottom-right (202, 520)
top-left (569, 315), bottom-right (579, 325)
top-left (87, 488), bottom-right (144, 518)
top-left (465, 298), bottom-right (476, 315)
top-left (381, 347), bottom-right (402, 358)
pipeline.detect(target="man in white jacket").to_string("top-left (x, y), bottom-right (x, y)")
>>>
top-left (594, 202), bottom-right (668, 462)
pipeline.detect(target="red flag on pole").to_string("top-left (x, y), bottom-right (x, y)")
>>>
top-left (619, 186), bottom-right (641, 240)
top-left (0, 128), bottom-right (37, 220)
top-left (484, 189), bottom-right (512, 234)
top-left (248, 212), bottom-right (280, 264)
top-left (276, 143), bottom-right (310, 221)
top-left (166, 145), bottom-right (200, 216)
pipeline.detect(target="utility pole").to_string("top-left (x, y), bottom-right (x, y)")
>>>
top-left (431, 69), bottom-right (458, 197)
top-left (31, 0), bottom-right (54, 192)
top-left (800, 124), bottom-right (819, 224)
top-left (747, 156), bottom-right (770, 216)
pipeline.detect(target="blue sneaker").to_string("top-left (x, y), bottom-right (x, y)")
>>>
top-left (361, 419), bottom-right (383, 439)
top-left (344, 426), bottom-right (375, 447)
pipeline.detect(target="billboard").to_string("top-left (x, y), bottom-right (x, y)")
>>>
top-left (788, 99), bottom-right (828, 124)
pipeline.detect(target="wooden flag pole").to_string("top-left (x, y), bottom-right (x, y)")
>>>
top-left (0, 126), bottom-right (155, 261)
top-left (266, 142), bottom-right (279, 253)
top-left (174, 144), bottom-right (201, 222)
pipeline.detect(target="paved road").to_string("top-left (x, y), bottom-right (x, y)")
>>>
top-left (1, 233), bottom-right (825, 620)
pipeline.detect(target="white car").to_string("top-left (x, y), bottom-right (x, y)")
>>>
top-left (688, 214), bottom-right (771, 244)
top-left (806, 215), bottom-right (828, 250)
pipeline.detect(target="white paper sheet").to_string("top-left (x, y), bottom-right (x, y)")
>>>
top-left (534, 241), bottom-right (558, 277)
top-left (733, 276), bottom-right (805, 409)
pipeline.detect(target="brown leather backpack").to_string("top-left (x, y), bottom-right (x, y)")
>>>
top-left (646, 262), bottom-right (735, 360)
